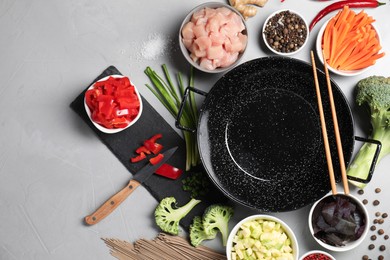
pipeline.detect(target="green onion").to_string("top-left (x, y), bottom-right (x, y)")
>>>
top-left (144, 65), bottom-right (200, 171)
top-left (182, 171), bottom-right (211, 198)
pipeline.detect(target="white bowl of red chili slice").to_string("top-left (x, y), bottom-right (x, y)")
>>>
top-left (84, 75), bottom-right (143, 134)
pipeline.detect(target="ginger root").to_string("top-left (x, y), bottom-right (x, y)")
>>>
top-left (229, 0), bottom-right (268, 20)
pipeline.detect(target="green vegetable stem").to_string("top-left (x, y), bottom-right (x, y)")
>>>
top-left (347, 76), bottom-right (390, 188)
top-left (144, 65), bottom-right (200, 171)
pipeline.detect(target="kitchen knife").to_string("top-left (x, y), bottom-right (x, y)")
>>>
top-left (84, 146), bottom-right (178, 225)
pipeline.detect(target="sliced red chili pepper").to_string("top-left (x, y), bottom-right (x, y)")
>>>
top-left (149, 153), bottom-right (164, 165)
top-left (135, 146), bottom-right (151, 155)
top-left (130, 152), bottom-right (146, 163)
top-left (155, 163), bottom-right (183, 180)
top-left (309, 0), bottom-right (385, 31)
top-left (144, 140), bottom-right (163, 155)
top-left (149, 133), bottom-right (163, 143)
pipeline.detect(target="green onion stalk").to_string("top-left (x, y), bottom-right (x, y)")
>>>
top-left (144, 65), bottom-right (200, 171)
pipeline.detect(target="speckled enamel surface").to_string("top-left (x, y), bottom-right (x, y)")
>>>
top-left (197, 56), bottom-right (355, 212)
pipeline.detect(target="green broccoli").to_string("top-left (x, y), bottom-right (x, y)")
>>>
top-left (189, 216), bottom-right (218, 247)
top-left (154, 197), bottom-right (201, 235)
top-left (347, 76), bottom-right (390, 188)
top-left (202, 204), bottom-right (234, 246)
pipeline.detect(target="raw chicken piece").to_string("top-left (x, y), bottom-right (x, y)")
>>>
top-left (204, 7), bottom-right (217, 18)
top-left (191, 8), bottom-right (205, 23)
top-left (210, 32), bottom-right (225, 46)
top-left (220, 52), bottom-right (239, 68)
top-left (193, 24), bottom-right (208, 38)
top-left (199, 57), bottom-right (216, 70)
top-left (181, 21), bottom-right (194, 40)
top-left (182, 38), bottom-right (193, 50)
top-left (207, 45), bottom-right (224, 60)
top-left (194, 36), bottom-right (212, 51)
top-left (192, 41), bottom-right (207, 58)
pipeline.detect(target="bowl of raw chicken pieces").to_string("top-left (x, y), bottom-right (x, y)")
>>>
top-left (179, 2), bottom-right (248, 73)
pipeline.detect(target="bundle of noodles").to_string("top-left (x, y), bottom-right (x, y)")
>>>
top-left (102, 233), bottom-right (226, 260)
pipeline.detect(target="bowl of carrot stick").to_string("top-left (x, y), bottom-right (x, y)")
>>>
top-left (316, 6), bottom-right (384, 76)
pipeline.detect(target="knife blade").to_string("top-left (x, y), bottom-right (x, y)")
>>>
top-left (84, 146), bottom-right (178, 225)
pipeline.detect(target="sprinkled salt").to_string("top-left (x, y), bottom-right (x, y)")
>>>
top-left (140, 32), bottom-right (171, 60)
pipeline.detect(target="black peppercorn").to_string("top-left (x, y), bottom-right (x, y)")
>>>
top-left (375, 187), bottom-right (381, 193)
top-left (382, 213), bottom-right (388, 218)
top-left (369, 244), bottom-right (375, 250)
top-left (373, 199), bottom-right (380, 206)
top-left (263, 10), bottom-right (307, 54)
top-left (363, 199), bottom-right (368, 205)
top-left (378, 229), bottom-right (384, 235)
top-left (371, 235), bottom-right (377, 240)
top-left (371, 225), bottom-right (377, 231)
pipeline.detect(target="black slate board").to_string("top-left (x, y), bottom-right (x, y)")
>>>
top-left (70, 66), bottom-right (226, 228)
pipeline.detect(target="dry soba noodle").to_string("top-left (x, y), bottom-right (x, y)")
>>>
top-left (102, 233), bottom-right (226, 260)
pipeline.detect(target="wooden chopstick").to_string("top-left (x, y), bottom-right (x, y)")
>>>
top-left (321, 50), bottom-right (350, 195)
top-left (310, 51), bottom-right (337, 195)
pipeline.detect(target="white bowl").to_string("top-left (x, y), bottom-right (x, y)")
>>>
top-left (179, 2), bottom-right (248, 73)
top-left (308, 193), bottom-right (369, 252)
top-left (84, 75), bottom-right (143, 134)
top-left (316, 18), bottom-right (381, 76)
top-left (299, 250), bottom-right (335, 260)
top-left (226, 214), bottom-right (299, 260)
top-left (262, 9), bottom-right (309, 56)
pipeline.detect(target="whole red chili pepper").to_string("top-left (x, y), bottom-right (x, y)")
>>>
top-left (309, 0), bottom-right (385, 31)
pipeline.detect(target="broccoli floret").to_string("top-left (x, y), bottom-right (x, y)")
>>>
top-left (154, 197), bottom-right (201, 235)
top-left (347, 76), bottom-right (390, 188)
top-left (202, 204), bottom-right (234, 246)
top-left (189, 216), bottom-right (217, 247)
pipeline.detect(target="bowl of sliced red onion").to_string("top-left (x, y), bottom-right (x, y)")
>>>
top-left (179, 2), bottom-right (248, 73)
top-left (308, 192), bottom-right (369, 252)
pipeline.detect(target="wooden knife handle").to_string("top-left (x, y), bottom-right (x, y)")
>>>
top-left (84, 179), bottom-right (141, 225)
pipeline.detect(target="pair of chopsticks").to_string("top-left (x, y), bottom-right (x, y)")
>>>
top-left (310, 50), bottom-right (349, 195)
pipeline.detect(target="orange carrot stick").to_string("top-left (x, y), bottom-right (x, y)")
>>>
top-left (344, 52), bottom-right (385, 70)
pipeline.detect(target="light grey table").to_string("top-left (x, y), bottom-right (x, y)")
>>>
top-left (1, 0), bottom-right (389, 259)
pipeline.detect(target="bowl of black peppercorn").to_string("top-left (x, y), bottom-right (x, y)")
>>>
top-left (262, 9), bottom-right (309, 56)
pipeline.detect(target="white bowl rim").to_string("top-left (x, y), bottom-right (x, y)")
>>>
top-left (299, 250), bottom-right (336, 260)
top-left (315, 18), bottom-right (381, 76)
top-left (179, 2), bottom-right (248, 74)
top-left (308, 192), bottom-right (370, 252)
top-left (262, 9), bottom-right (310, 56)
top-left (226, 214), bottom-right (299, 260)
top-left (84, 74), bottom-right (143, 134)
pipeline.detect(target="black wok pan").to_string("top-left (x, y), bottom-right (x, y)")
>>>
top-left (177, 56), bottom-right (380, 212)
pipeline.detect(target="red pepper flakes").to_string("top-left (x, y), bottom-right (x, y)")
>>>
top-left (303, 253), bottom-right (332, 260)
